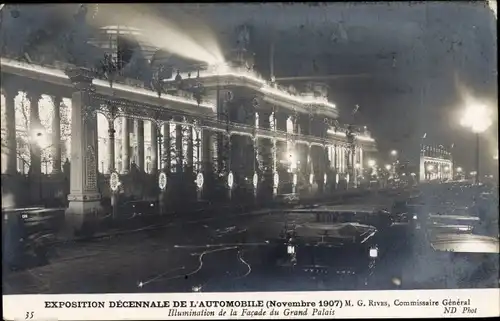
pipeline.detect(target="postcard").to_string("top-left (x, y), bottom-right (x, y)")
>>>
top-left (2, 2), bottom-right (498, 320)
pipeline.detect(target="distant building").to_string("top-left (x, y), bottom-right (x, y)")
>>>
top-left (419, 144), bottom-right (453, 182)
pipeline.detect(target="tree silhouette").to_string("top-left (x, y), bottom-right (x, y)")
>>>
top-left (0, 93), bottom-right (71, 174)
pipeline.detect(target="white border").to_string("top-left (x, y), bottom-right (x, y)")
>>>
top-left (3, 289), bottom-right (499, 320)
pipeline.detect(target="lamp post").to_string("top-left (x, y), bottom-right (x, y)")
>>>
top-left (390, 150), bottom-right (398, 177)
top-left (460, 102), bottom-right (493, 185)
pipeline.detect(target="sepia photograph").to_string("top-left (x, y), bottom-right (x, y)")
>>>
top-left (1, 2), bottom-right (498, 316)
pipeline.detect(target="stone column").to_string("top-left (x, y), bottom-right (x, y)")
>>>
top-left (419, 156), bottom-right (425, 182)
top-left (51, 96), bottom-right (62, 174)
top-left (345, 147), bottom-right (350, 174)
top-left (359, 146), bottom-right (363, 174)
top-left (332, 145), bottom-right (337, 171)
top-left (162, 122), bottom-right (171, 172)
top-left (135, 119), bottom-right (145, 171)
top-left (150, 121), bottom-right (158, 174)
top-left (306, 145), bottom-right (313, 191)
top-left (27, 91), bottom-right (42, 177)
top-left (2, 86), bottom-right (18, 174)
top-left (187, 124), bottom-right (194, 169)
top-left (121, 117), bottom-right (130, 174)
top-left (293, 115), bottom-right (299, 134)
top-left (268, 111), bottom-right (277, 172)
top-left (64, 68), bottom-right (102, 233)
top-left (107, 118), bottom-right (116, 173)
top-left (334, 144), bottom-right (340, 173)
top-left (340, 147), bottom-right (345, 173)
top-left (176, 121), bottom-right (183, 172)
top-left (201, 128), bottom-right (212, 172)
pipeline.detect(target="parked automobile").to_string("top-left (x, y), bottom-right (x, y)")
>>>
top-left (426, 214), bottom-right (480, 235)
top-left (118, 200), bottom-right (160, 219)
top-left (2, 207), bottom-right (63, 271)
top-left (401, 233), bottom-right (499, 289)
top-left (179, 205), bottom-right (400, 292)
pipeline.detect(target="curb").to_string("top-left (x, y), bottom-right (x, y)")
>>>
top-left (50, 189), bottom-right (388, 245)
top-left (53, 207), bottom-right (274, 244)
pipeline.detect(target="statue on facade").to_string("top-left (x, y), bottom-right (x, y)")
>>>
top-left (235, 24), bottom-right (251, 50)
top-left (232, 24), bottom-right (255, 71)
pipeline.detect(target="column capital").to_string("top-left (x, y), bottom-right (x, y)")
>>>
top-left (50, 95), bottom-right (63, 106)
top-left (26, 90), bottom-right (42, 102)
top-left (1, 84), bottom-right (19, 99)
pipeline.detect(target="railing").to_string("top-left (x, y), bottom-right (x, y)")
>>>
top-left (0, 55), bottom-right (215, 107)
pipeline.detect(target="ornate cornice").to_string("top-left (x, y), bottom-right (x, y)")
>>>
top-left (65, 67), bottom-right (96, 91)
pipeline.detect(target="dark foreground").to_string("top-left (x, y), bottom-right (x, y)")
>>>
top-left (3, 222), bottom-right (496, 293)
top-left (3, 184), bottom-right (499, 294)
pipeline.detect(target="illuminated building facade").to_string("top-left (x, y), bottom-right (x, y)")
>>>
top-left (419, 144), bottom-right (453, 182)
top-left (0, 23), bottom-right (377, 227)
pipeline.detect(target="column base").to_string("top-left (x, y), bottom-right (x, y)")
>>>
top-left (1, 173), bottom-right (24, 208)
top-left (64, 193), bottom-right (102, 237)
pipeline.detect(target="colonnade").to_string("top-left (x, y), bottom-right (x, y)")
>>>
top-left (422, 158), bottom-right (453, 181)
top-left (1, 85), bottom-right (367, 196)
top-left (1, 86), bottom-right (66, 177)
top-left (101, 117), bottom-right (202, 176)
top-left (1, 68), bottom-right (373, 221)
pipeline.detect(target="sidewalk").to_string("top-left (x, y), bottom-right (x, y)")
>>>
top-left (52, 188), bottom-right (387, 244)
top-left (63, 206), bottom-right (269, 243)
top-left (3, 209), bottom-right (272, 294)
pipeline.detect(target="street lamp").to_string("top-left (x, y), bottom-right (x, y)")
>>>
top-left (389, 150), bottom-right (398, 177)
top-left (456, 167), bottom-right (462, 173)
top-left (385, 164), bottom-right (392, 171)
top-left (460, 101), bottom-right (493, 184)
top-left (367, 159), bottom-right (376, 168)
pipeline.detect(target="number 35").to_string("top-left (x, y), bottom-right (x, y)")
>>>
top-left (25, 311), bottom-right (34, 319)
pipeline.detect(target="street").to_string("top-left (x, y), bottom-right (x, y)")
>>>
top-left (3, 210), bottom-right (267, 294)
top-left (3, 181), bottom-right (500, 294)
top-left (3, 192), bottom-right (422, 294)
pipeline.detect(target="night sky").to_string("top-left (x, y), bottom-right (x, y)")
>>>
top-left (1, 2), bottom-right (497, 173)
